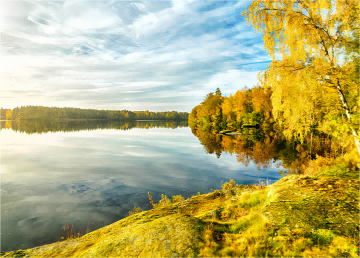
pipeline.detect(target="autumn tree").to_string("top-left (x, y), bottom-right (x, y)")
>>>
top-left (233, 88), bottom-right (253, 124)
top-left (243, 0), bottom-right (359, 154)
top-left (251, 86), bottom-right (273, 122)
top-left (198, 92), bottom-right (224, 126)
top-left (221, 94), bottom-right (236, 124)
top-left (188, 105), bottom-right (201, 125)
top-left (215, 87), bottom-right (222, 96)
top-left (16, 112), bottom-right (24, 120)
top-left (6, 110), bottom-right (13, 120)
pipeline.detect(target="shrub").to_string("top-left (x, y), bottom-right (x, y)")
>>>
top-left (155, 194), bottom-right (172, 208)
top-left (12, 250), bottom-right (27, 257)
top-left (148, 192), bottom-right (185, 208)
top-left (128, 207), bottom-right (143, 216)
top-left (222, 179), bottom-right (236, 190)
top-left (172, 195), bottom-right (185, 203)
top-left (311, 229), bottom-right (336, 245)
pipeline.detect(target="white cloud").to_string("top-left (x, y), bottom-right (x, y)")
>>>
top-left (206, 69), bottom-right (261, 93)
top-left (0, 0), bottom-right (271, 111)
top-left (65, 9), bottom-right (121, 31)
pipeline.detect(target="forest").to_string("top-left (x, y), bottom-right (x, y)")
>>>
top-left (1, 106), bottom-right (189, 121)
top-left (189, 0), bottom-right (359, 173)
top-left (189, 86), bottom-right (273, 129)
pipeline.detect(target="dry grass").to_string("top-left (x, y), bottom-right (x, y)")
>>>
top-left (61, 223), bottom-right (91, 240)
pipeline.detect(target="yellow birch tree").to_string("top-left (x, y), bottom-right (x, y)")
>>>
top-left (221, 94), bottom-right (236, 122)
top-left (6, 110), bottom-right (13, 120)
top-left (243, 0), bottom-right (359, 154)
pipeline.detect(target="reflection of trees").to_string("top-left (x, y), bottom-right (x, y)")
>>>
top-left (190, 125), bottom-right (337, 173)
top-left (277, 133), bottom-right (341, 173)
top-left (197, 128), bottom-right (223, 158)
top-left (0, 120), bottom-right (188, 135)
top-left (233, 133), bottom-right (280, 170)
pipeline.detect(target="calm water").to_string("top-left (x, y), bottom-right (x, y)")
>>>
top-left (1, 120), bottom-right (282, 252)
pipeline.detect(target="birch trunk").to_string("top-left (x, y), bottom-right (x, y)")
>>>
top-left (336, 84), bottom-right (360, 155)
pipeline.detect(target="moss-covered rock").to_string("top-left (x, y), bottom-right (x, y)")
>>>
top-left (4, 165), bottom-right (359, 257)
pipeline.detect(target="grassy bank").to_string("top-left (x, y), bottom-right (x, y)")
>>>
top-left (3, 163), bottom-right (359, 257)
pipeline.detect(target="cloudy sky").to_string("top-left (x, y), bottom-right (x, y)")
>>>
top-left (0, 0), bottom-right (271, 112)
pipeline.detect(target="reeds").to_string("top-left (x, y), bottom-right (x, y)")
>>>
top-left (255, 178), bottom-right (272, 189)
top-left (62, 222), bottom-right (90, 240)
top-left (128, 207), bottom-right (143, 216)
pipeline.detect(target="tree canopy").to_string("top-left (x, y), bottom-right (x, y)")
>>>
top-left (189, 87), bottom-right (273, 129)
top-left (243, 0), bottom-right (359, 153)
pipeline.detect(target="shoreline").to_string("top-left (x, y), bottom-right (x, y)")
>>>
top-left (3, 163), bottom-right (358, 257)
top-left (0, 119), bottom-right (188, 122)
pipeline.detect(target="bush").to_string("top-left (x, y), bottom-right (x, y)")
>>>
top-left (155, 194), bottom-right (172, 208)
top-left (128, 207), bottom-right (143, 216)
top-left (311, 229), bottom-right (336, 245)
top-left (148, 192), bottom-right (185, 208)
top-left (222, 179), bottom-right (236, 190)
top-left (172, 195), bottom-right (185, 203)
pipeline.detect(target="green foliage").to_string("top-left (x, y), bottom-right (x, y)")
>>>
top-left (214, 227), bottom-right (224, 233)
top-left (241, 111), bottom-right (263, 125)
top-left (221, 116), bottom-right (227, 129)
top-left (311, 229), bottom-right (336, 245)
top-left (227, 223), bottom-right (246, 234)
top-left (11, 249), bottom-right (27, 257)
top-left (215, 87), bottom-right (222, 96)
top-left (324, 162), bottom-right (352, 177)
top-left (238, 193), bottom-right (262, 209)
top-left (195, 222), bottom-right (205, 235)
top-left (323, 163), bottom-right (358, 179)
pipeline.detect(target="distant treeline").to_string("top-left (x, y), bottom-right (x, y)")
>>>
top-left (1, 120), bottom-right (188, 135)
top-left (1, 108), bottom-right (10, 120)
top-left (1, 106), bottom-right (189, 121)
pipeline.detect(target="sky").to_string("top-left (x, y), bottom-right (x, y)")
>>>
top-left (0, 0), bottom-right (272, 112)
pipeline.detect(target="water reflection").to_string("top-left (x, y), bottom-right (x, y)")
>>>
top-left (1, 121), bottom-right (282, 252)
top-left (190, 126), bottom-right (337, 174)
top-left (1, 119), bottom-right (188, 134)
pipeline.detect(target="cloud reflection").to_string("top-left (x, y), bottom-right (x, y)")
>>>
top-left (1, 122), bottom-right (281, 252)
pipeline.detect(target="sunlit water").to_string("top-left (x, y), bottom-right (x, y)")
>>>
top-left (1, 121), bottom-right (282, 251)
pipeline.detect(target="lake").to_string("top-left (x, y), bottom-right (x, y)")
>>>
top-left (1, 120), bottom-right (283, 252)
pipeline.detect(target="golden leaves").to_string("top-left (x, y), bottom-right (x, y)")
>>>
top-left (244, 0), bottom-right (359, 147)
